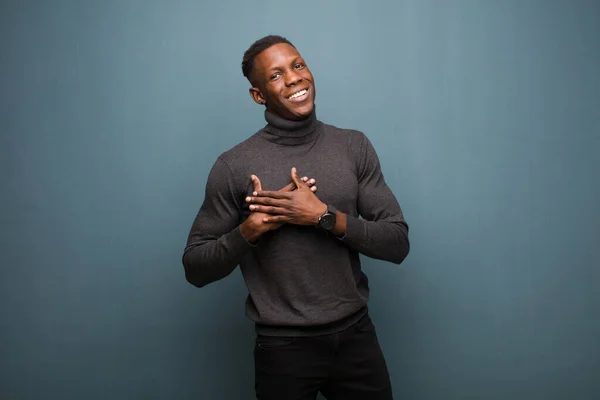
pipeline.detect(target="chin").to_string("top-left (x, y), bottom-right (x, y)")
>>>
top-left (289, 103), bottom-right (315, 120)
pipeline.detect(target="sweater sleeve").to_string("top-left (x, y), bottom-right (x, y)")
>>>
top-left (182, 157), bottom-right (253, 287)
top-left (340, 133), bottom-right (410, 264)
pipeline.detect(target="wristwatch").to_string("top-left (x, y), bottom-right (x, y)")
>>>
top-left (318, 204), bottom-right (337, 231)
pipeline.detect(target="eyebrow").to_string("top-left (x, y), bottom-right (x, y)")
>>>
top-left (267, 57), bottom-right (304, 73)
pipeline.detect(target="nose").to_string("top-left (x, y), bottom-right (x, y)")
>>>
top-left (285, 70), bottom-right (302, 87)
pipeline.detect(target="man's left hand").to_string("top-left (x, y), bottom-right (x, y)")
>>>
top-left (245, 167), bottom-right (327, 225)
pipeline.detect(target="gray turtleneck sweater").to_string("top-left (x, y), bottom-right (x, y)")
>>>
top-left (183, 110), bottom-right (409, 336)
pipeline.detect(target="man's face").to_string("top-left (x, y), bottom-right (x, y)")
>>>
top-left (249, 43), bottom-right (316, 120)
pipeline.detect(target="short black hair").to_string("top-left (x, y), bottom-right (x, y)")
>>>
top-left (242, 35), bottom-right (296, 83)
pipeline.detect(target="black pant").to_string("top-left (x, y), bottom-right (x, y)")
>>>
top-left (254, 314), bottom-right (393, 400)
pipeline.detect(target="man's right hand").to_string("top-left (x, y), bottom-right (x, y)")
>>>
top-left (240, 174), bottom-right (316, 244)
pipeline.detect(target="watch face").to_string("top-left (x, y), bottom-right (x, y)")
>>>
top-left (320, 213), bottom-right (336, 230)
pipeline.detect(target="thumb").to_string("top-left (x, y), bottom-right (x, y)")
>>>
top-left (279, 181), bottom-right (296, 192)
top-left (290, 167), bottom-right (304, 189)
top-left (251, 175), bottom-right (262, 195)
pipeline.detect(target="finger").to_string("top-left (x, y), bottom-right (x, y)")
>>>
top-left (253, 191), bottom-right (291, 199)
top-left (290, 167), bottom-right (305, 189)
top-left (249, 205), bottom-right (290, 214)
top-left (246, 196), bottom-right (285, 206)
top-left (301, 176), bottom-right (308, 182)
top-left (311, 185), bottom-right (317, 192)
top-left (251, 175), bottom-right (262, 193)
top-left (263, 215), bottom-right (293, 223)
top-left (306, 178), bottom-right (316, 187)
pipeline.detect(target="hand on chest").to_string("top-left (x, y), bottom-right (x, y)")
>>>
top-left (244, 155), bottom-right (359, 209)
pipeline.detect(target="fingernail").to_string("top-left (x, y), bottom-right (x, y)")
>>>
top-left (253, 191), bottom-right (257, 196)
top-left (246, 197), bottom-right (251, 202)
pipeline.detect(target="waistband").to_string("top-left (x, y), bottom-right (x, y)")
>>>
top-left (254, 306), bottom-right (368, 337)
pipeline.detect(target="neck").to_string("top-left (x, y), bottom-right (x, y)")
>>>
top-left (261, 107), bottom-right (319, 145)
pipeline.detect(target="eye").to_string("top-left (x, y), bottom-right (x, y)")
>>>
top-left (294, 62), bottom-right (305, 69)
top-left (270, 72), bottom-right (281, 80)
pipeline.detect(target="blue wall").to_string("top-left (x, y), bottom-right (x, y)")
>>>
top-left (1, 1), bottom-right (599, 399)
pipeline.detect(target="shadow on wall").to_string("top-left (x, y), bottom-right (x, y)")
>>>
top-left (361, 258), bottom-right (457, 399)
top-left (177, 272), bottom-right (256, 399)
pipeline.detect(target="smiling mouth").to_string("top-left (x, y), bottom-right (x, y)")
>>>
top-left (287, 88), bottom-right (309, 100)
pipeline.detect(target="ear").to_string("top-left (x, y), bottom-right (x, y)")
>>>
top-left (249, 87), bottom-right (266, 105)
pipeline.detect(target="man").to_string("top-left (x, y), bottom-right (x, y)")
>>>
top-left (183, 35), bottom-right (410, 400)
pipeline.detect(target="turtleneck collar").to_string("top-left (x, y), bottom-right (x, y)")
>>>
top-left (260, 107), bottom-right (320, 146)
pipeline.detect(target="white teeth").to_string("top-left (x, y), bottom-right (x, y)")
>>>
top-left (289, 89), bottom-right (307, 99)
